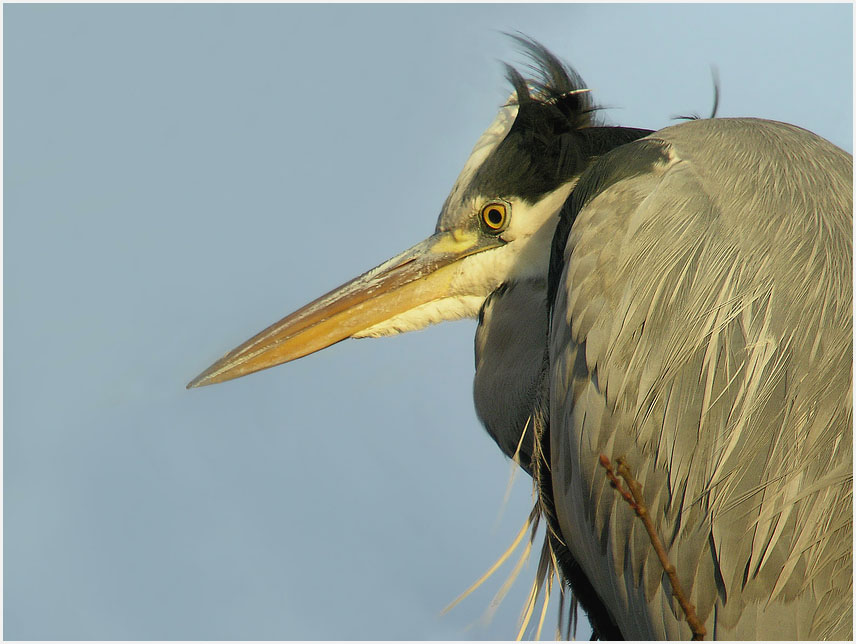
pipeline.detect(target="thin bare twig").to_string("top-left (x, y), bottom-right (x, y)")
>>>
top-left (599, 454), bottom-right (707, 640)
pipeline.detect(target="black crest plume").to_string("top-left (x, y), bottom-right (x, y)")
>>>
top-left (503, 33), bottom-right (597, 134)
top-left (470, 35), bottom-right (635, 203)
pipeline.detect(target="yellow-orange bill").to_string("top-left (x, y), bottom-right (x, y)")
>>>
top-left (187, 229), bottom-right (502, 388)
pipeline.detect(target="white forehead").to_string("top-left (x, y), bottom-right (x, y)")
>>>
top-left (436, 95), bottom-right (519, 230)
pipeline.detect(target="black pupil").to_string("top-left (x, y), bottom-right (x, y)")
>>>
top-left (487, 208), bottom-right (503, 226)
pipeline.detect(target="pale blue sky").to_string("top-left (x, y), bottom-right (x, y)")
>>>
top-left (5, 3), bottom-right (852, 640)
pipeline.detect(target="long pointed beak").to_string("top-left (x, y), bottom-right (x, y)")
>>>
top-left (187, 229), bottom-right (500, 388)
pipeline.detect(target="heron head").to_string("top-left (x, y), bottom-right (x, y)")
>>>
top-left (188, 39), bottom-right (604, 388)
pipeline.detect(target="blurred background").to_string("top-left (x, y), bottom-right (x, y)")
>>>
top-left (5, 3), bottom-right (852, 640)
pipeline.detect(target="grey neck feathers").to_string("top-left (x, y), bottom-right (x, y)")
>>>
top-left (473, 279), bottom-right (549, 472)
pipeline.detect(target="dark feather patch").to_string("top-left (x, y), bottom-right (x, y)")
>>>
top-left (467, 36), bottom-right (651, 203)
top-left (505, 33), bottom-right (595, 130)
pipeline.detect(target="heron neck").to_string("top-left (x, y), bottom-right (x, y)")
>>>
top-left (473, 278), bottom-right (549, 473)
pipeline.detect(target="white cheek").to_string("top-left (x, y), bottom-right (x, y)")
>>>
top-left (492, 181), bottom-right (577, 279)
top-left (501, 181), bottom-right (576, 242)
top-left (449, 246), bottom-right (508, 296)
top-left (352, 295), bottom-right (486, 337)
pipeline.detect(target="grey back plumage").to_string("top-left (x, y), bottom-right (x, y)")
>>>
top-left (546, 117), bottom-right (852, 638)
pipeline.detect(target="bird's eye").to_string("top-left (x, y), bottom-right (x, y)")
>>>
top-left (480, 202), bottom-right (508, 232)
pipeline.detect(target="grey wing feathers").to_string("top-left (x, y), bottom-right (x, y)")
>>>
top-left (548, 118), bottom-right (852, 639)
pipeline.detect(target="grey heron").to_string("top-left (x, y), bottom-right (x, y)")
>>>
top-left (188, 38), bottom-right (852, 640)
